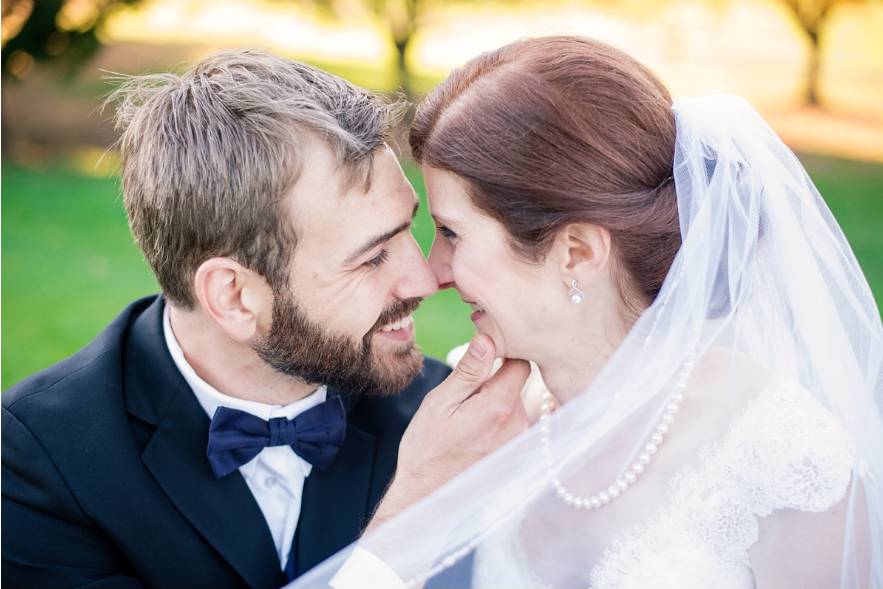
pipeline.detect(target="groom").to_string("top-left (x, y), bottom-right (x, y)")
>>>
top-left (2, 51), bottom-right (529, 588)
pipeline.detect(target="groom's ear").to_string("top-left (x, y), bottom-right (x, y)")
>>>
top-left (192, 257), bottom-right (270, 343)
top-left (555, 223), bottom-right (612, 283)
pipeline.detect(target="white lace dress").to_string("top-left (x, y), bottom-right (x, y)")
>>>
top-left (472, 381), bottom-right (857, 588)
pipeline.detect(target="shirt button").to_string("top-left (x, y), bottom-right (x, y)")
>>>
top-left (265, 476), bottom-right (277, 489)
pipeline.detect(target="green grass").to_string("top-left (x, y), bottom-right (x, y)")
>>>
top-left (1, 166), bottom-right (160, 388)
top-left (3, 155), bottom-right (882, 389)
top-left (798, 154), bottom-right (883, 297)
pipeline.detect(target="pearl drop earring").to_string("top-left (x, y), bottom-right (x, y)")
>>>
top-left (568, 280), bottom-right (584, 305)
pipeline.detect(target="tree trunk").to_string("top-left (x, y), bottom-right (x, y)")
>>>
top-left (806, 31), bottom-right (820, 106)
top-left (395, 36), bottom-right (411, 97)
top-left (1, 76), bottom-right (12, 157)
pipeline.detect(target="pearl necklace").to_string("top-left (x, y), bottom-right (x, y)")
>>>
top-left (540, 352), bottom-right (697, 510)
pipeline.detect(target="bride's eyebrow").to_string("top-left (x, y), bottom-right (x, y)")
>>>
top-left (431, 213), bottom-right (455, 226)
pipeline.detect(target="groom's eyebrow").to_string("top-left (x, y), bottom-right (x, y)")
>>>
top-left (345, 200), bottom-right (419, 265)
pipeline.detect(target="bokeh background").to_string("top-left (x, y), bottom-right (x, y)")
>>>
top-left (2, 0), bottom-right (882, 389)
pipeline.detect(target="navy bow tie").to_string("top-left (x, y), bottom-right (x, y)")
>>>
top-left (206, 396), bottom-right (347, 479)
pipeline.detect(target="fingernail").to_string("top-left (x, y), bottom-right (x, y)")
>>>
top-left (468, 336), bottom-right (489, 359)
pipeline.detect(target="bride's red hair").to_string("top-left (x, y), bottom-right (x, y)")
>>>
top-left (410, 36), bottom-right (680, 317)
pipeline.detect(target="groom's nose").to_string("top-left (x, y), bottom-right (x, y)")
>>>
top-left (392, 234), bottom-right (438, 300)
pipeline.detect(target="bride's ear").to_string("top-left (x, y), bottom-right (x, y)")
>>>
top-left (554, 223), bottom-right (612, 286)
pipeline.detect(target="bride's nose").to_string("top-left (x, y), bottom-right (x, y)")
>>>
top-left (392, 234), bottom-right (438, 300)
top-left (428, 241), bottom-right (454, 289)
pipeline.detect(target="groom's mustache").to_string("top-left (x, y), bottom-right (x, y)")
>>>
top-left (370, 297), bottom-right (422, 333)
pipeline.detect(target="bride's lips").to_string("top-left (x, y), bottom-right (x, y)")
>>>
top-left (464, 300), bottom-right (486, 323)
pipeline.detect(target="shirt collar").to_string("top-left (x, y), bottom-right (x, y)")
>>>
top-left (162, 302), bottom-right (327, 478)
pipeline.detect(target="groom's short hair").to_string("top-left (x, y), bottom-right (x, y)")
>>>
top-left (110, 49), bottom-right (397, 308)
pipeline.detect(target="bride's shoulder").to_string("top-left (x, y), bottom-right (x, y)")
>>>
top-left (683, 350), bottom-right (856, 512)
top-left (702, 349), bottom-right (852, 453)
top-left (686, 346), bottom-right (846, 437)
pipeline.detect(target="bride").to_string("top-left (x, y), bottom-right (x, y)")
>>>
top-left (292, 36), bottom-right (882, 588)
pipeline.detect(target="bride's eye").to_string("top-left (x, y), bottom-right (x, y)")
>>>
top-left (363, 249), bottom-right (389, 269)
top-left (436, 225), bottom-right (458, 242)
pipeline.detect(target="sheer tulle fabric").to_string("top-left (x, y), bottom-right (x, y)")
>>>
top-left (288, 95), bottom-right (883, 588)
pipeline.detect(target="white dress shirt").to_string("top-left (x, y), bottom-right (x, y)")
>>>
top-left (162, 304), bottom-right (327, 570)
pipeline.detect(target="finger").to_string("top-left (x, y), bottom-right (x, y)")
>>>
top-left (460, 358), bottom-right (532, 416)
top-left (442, 333), bottom-right (496, 402)
top-left (505, 396), bottom-right (532, 435)
top-left (478, 364), bottom-right (532, 446)
top-left (478, 359), bottom-right (531, 405)
top-left (496, 409), bottom-right (532, 448)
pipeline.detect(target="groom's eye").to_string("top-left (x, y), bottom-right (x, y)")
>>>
top-left (363, 249), bottom-right (390, 269)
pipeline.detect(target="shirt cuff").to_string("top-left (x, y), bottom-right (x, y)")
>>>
top-left (330, 546), bottom-right (406, 589)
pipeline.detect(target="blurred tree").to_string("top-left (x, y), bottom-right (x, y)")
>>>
top-left (780, 0), bottom-right (864, 105)
top-left (1, 0), bottom-right (142, 80)
top-left (373, 0), bottom-right (420, 96)
top-left (307, 0), bottom-right (425, 96)
top-left (306, 0), bottom-right (523, 97)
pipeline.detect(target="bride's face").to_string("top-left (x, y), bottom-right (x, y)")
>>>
top-left (424, 167), bottom-right (562, 359)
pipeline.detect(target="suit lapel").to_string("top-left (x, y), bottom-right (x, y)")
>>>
top-left (295, 388), bottom-right (376, 575)
top-left (125, 298), bottom-right (279, 589)
top-left (141, 393), bottom-right (281, 589)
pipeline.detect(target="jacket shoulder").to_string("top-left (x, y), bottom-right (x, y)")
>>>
top-left (399, 355), bottom-right (450, 403)
top-left (412, 356), bottom-right (451, 390)
top-left (3, 345), bottom-right (120, 415)
top-left (360, 355), bottom-right (450, 424)
top-left (2, 296), bottom-right (157, 422)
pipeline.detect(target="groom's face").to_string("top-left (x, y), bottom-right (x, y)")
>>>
top-left (253, 141), bottom-right (437, 395)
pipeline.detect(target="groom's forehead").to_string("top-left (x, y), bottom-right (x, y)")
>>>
top-left (286, 145), bottom-right (417, 259)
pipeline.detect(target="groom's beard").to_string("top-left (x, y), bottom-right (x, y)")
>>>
top-left (253, 291), bottom-right (424, 396)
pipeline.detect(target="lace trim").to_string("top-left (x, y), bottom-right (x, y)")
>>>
top-left (589, 381), bottom-right (856, 588)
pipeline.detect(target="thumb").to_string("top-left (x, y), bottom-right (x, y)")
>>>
top-left (450, 333), bottom-right (495, 390)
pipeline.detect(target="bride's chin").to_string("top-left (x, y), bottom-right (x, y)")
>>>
top-left (485, 332), bottom-right (506, 359)
top-left (470, 312), bottom-right (503, 354)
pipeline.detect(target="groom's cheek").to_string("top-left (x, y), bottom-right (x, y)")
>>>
top-left (298, 271), bottom-right (379, 337)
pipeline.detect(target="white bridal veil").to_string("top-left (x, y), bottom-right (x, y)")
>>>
top-left (290, 95), bottom-right (883, 588)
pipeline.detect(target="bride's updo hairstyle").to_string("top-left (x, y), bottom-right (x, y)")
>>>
top-left (411, 36), bottom-right (679, 317)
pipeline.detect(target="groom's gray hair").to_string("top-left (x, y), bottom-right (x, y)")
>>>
top-left (108, 49), bottom-right (399, 308)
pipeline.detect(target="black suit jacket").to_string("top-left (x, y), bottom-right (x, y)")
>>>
top-left (2, 296), bottom-right (450, 589)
